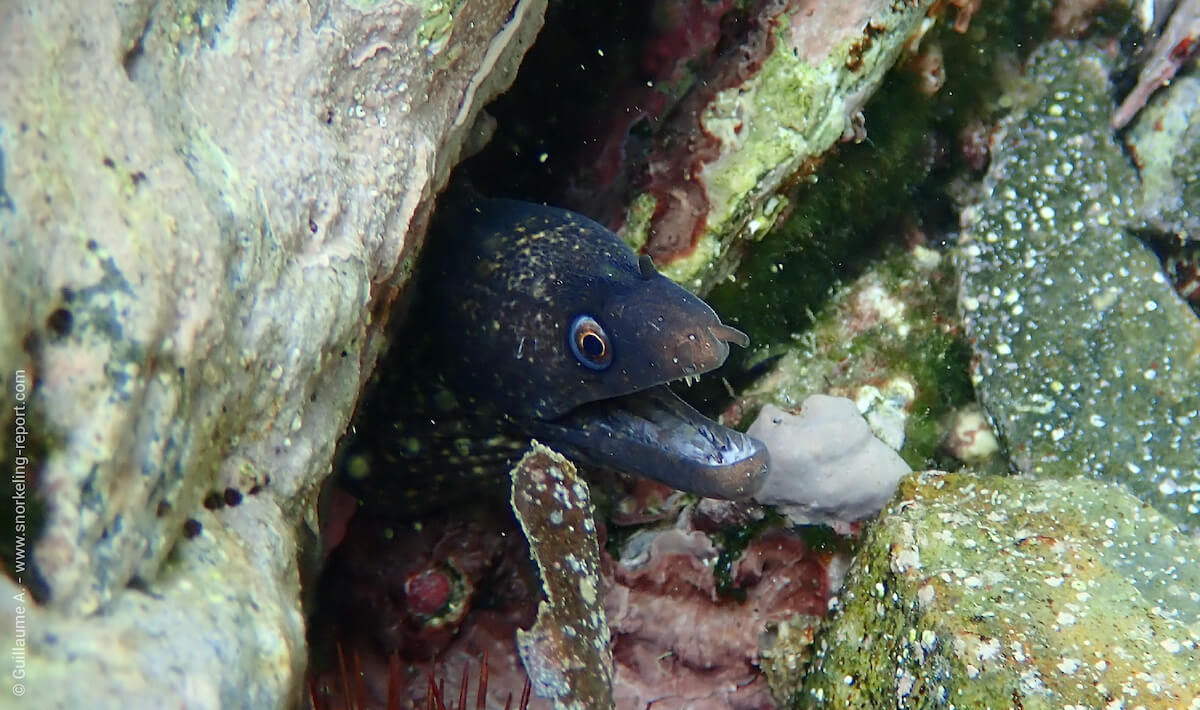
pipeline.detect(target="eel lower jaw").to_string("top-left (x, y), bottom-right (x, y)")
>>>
top-left (516, 385), bottom-right (770, 500)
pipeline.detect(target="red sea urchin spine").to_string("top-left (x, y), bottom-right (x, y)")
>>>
top-left (308, 642), bottom-right (531, 710)
top-left (423, 651), bottom-right (531, 710)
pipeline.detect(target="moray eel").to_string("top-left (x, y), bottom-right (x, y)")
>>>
top-left (346, 197), bottom-right (769, 507)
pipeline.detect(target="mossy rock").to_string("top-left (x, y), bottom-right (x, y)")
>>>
top-left (800, 470), bottom-right (1200, 709)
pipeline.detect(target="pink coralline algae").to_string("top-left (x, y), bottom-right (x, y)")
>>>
top-left (308, 499), bottom-right (545, 709)
top-left (567, 0), bottom-right (788, 263)
top-left (605, 517), bottom-right (844, 709)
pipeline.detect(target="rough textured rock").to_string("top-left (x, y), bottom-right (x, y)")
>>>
top-left (2, 501), bottom-right (306, 710)
top-left (0, 0), bottom-right (545, 706)
top-left (957, 40), bottom-right (1200, 529)
top-left (1126, 75), bottom-right (1200, 239)
top-left (611, 0), bottom-right (941, 291)
top-left (801, 470), bottom-right (1200, 709)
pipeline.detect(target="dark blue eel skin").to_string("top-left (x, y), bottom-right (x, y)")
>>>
top-left (343, 197), bottom-right (770, 508)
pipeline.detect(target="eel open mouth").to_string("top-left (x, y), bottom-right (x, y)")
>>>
top-left (518, 384), bottom-right (770, 500)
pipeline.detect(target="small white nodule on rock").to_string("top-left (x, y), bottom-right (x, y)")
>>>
top-left (748, 396), bottom-right (912, 529)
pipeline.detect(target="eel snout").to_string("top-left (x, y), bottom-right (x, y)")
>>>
top-left (521, 385), bottom-right (771, 500)
top-left (631, 308), bottom-right (750, 381)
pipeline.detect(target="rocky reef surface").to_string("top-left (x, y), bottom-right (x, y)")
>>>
top-left (789, 16), bottom-right (1200, 710)
top-left (802, 471), bottom-right (1200, 708)
top-left (957, 39), bottom-right (1200, 530)
top-left (1127, 74), bottom-right (1200, 239)
top-left (5, 0), bottom-right (1200, 708)
top-left (0, 0), bottom-right (544, 706)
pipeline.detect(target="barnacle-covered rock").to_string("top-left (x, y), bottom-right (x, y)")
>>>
top-left (0, 0), bottom-right (545, 706)
top-left (956, 39), bottom-right (1200, 529)
top-left (801, 471), bottom-right (1200, 708)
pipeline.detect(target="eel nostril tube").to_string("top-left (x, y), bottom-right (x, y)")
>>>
top-left (708, 323), bottom-right (750, 348)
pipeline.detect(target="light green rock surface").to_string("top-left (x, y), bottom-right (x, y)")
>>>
top-left (801, 471), bottom-right (1200, 709)
top-left (0, 0), bottom-right (544, 706)
top-left (623, 0), bottom-right (938, 292)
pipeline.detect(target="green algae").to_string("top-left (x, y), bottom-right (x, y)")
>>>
top-left (800, 470), bottom-right (1200, 709)
top-left (418, 0), bottom-right (469, 53)
top-left (711, 510), bottom-right (787, 601)
top-left (957, 40), bottom-right (1200, 529)
top-left (892, 328), bottom-right (974, 470)
top-left (760, 612), bottom-right (822, 708)
top-left (705, 62), bottom-right (940, 344)
top-left (721, 240), bottom-right (972, 471)
top-left (634, 0), bottom-right (939, 292)
top-left (695, 19), bottom-right (830, 238)
top-left (618, 192), bottom-right (656, 254)
top-left (704, 0), bottom-right (1114, 346)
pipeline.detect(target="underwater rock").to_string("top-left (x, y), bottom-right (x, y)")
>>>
top-left (0, 501), bottom-right (307, 710)
top-left (957, 40), bottom-right (1200, 529)
top-left (0, 0), bottom-right (545, 705)
top-left (801, 470), bottom-right (1200, 708)
top-left (1113, 0), bottom-right (1200, 129)
top-left (1126, 75), bottom-right (1200, 239)
top-left (749, 398), bottom-right (912, 530)
top-left (581, 0), bottom-right (942, 291)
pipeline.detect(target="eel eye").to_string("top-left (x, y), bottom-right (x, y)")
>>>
top-left (568, 315), bottom-right (612, 370)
